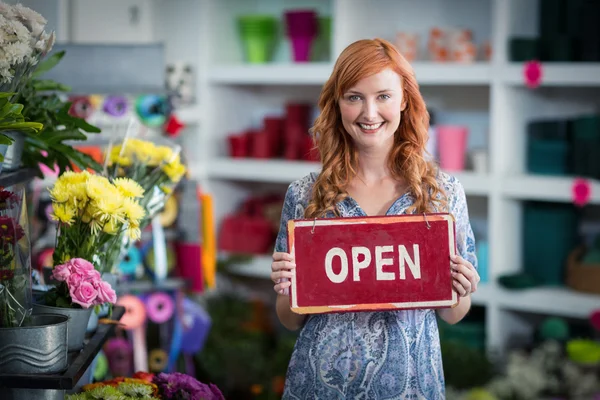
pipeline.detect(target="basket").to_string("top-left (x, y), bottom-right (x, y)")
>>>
top-left (566, 246), bottom-right (600, 295)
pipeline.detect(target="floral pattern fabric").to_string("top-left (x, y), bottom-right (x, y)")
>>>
top-left (275, 171), bottom-right (477, 400)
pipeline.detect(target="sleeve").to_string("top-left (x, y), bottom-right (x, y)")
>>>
top-left (273, 184), bottom-right (297, 296)
top-left (275, 183), bottom-right (297, 253)
top-left (450, 180), bottom-right (478, 270)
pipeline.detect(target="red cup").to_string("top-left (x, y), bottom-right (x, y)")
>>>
top-left (437, 125), bottom-right (468, 171)
top-left (249, 130), bottom-right (271, 158)
top-left (301, 135), bottom-right (319, 162)
top-left (264, 117), bottom-right (283, 157)
top-left (290, 35), bottom-right (315, 62)
top-left (228, 134), bottom-right (249, 158)
top-left (284, 10), bottom-right (317, 37)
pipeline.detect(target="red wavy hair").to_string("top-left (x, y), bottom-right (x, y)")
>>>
top-left (304, 38), bottom-right (446, 218)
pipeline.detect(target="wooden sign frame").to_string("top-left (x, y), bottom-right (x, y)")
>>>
top-left (287, 213), bottom-right (458, 314)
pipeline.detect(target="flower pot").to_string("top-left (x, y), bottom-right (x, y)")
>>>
top-left (0, 313), bottom-right (68, 374)
top-left (3, 388), bottom-right (65, 400)
top-left (2, 131), bottom-right (25, 171)
top-left (32, 304), bottom-right (93, 352)
top-left (0, 144), bottom-right (8, 174)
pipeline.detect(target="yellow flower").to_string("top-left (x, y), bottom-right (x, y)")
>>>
top-left (162, 161), bottom-right (186, 183)
top-left (127, 223), bottom-right (141, 241)
top-left (102, 219), bottom-right (121, 235)
top-left (51, 203), bottom-right (75, 225)
top-left (122, 197), bottom-right (145, 225)
top-left (157, 145), bottom-right (175, 164)
top-left (49, 181), bottom-right (70, 203)
top-left (114, 178), bottom-right (144, 198)
top-left (86, 175), bottom-right (115, 202)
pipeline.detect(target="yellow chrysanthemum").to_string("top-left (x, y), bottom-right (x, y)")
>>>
top-left (93, 192), bottom-right (125, 224)
top-left (156, 145), bottom-right (175, 164)
top-left (162, 161), bottom-right (186, 183)
top-left (86, 175), bottom-right (115, 201)
top-left (114, 178), bottom-right (144, 198)
top-left (51, 203), bottom-right (75, 225)
top-left (127, 223), bottom-right (141, 241)
top-left (49, 181), bottom-right (69, 203)
top-left (102, 219), bottom-right (121, 235)
top-left (122, 197), bottom-right (145, 225)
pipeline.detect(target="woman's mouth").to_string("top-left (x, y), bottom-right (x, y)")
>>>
top-left (357, 122), bottom-right (385, 133)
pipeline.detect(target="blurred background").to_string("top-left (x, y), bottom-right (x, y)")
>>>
top-left (4, 0), bottom-right (600, 398)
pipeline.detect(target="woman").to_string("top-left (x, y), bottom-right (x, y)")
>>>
top-left (271, 38), bottom-right (480, 399)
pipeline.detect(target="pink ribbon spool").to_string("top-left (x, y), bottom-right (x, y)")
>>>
top-left (116, 295), bottom-right (148, 372)
top-left (146, 292), bottom-right (175, 324)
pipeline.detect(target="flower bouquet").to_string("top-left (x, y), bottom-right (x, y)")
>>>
top-left (49, 170), bottom-right (146, 274)
top-left (106, 121), bottom-right (186, 229)
top-left (0, 186), bottom-right (31, 327)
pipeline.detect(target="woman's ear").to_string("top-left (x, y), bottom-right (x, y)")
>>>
top-left (401, 93), bottom-right (408, 111)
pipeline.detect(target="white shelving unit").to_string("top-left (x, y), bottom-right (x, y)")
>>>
top-left (28, 0), bottom-right (599, 363)
top-left (189, 0), bottom-right (600, 358)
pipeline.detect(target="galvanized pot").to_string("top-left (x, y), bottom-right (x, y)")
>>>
top-left (1, 388), bottom-right (65, 400)
top-left (32, 304), bottom-right (94, 352)
top-left (0, 313), bottom-right (68, 374)
top-left (2, 130), bottom-right (25, 171)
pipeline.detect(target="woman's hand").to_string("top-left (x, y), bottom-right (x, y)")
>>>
top-left (271, 252), bottom-right (295, 295)
top-left (450, 254), bottom-right (479, 297)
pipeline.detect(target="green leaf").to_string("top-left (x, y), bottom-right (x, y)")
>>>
top-left (32, 80), bottom-right (71, 92)
top-left (31, 51), bottom-right (65, 79)
top-left (0, 93), bottom-right (15, 99)
top-left (57, 104), bottom-right (101, 133)
top-left (56, 296), bottom-right (72, 309)
top-left (0, 121), bottom-right (43, 132)
top-left (41, 129), bottom-right (87, 144)
top-left (0, 134), bottom-right (14, 145)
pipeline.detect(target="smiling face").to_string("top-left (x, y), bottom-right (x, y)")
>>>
top-left (339, 68), bottom-right (405, 153)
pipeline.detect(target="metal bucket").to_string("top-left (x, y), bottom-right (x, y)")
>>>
top-left (2, 131), bottom-right (25, 171)
top-left (0, 314), bottom-right (68, 374)
top-left (0, 388), bottom-right (65, 400)
top-left (32, 304), bottom-right (93, 352)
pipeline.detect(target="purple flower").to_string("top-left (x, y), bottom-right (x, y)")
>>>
top-left (153, 372), bottom-right (224, 400)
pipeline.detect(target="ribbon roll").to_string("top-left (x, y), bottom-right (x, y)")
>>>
top-left (119, 245), bottom-right (142, 275)
top-left (104, 338), bottom-right (133, 378)
top-left (116, 295), bottom-right (148, 372)
top-left (93, 351), bottom-right (109, 381)
top-left (37, 248), bottom-right (54, 270)
top-left (89, 94), bottom-right (104, 110)
top-left (103, 95), bottom-right (129, 117)
top-left (69, 96), bottom-right (94, 119)
top-left (146, 292), bottom-right (175, 324)
top-left (135, 95), bottom-right (169, 127)
top-left (159, 196), bottom-right (179, 227)
top-left (180, 298), bottom-right (212, 354)
top-left (148, 349), bottom-right (168, 373)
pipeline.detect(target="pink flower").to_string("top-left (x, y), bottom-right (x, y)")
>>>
top-left (95, 280), bottom-right (117, 305)
top-left (67, 258), bottom-right (96, 276)
top-left (52, 263), bottom-right (71, 282)
top-left (70, 281), bottom-right (98, 309)
top-left (67, 272), bottom-right (82, 288)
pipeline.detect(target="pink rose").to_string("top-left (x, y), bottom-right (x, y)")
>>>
top-left (67, 272), bottom-right (82, 288)
top-left (52, 263), bottom-right (71, 282)
top-left (67, 258), bottom-right (96, 276)
top-left (94, 280), bottom-right (117, 305)
top-left (70, 281), bottom-right (98, 309)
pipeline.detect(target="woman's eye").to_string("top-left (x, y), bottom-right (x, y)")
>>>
top-left (379, 94), bottom-right (391, 100)
top-left (348, 95), bottom-right (361, 102)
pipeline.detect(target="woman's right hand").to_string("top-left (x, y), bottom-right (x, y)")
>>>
top-left (271, 252), bottom-right (295, 295)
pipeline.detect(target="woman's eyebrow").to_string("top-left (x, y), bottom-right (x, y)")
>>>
top-left (346, 89), bottom-right (392, 94)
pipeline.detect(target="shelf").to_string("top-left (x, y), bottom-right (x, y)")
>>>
top-left (503, 175), bottom-right (600, 204)
top-left (225, 255), bottom-right (271, 279)
top-left (0, 168), bottom-right (39, 188)
top-left (502, 63), bottom-right (600, 87)
top-left (208, 63), bottom-right (332, 85)
top-left (496, 286), bottom-right (600, 319)
top-left (471, 283), bottom-right (492, 307)
top-left (0, 306), bottom-right (125, 390)
top-left (206, 158), bottom-right (491, 195)
top-left (208, 62), bottom-right (492, 86)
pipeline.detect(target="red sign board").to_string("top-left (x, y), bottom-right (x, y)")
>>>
top-left (287, 213), bottom-right (458, 314)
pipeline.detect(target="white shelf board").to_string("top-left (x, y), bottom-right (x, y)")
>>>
top-left (206, 158), bottom-right (491, 195)
top-left (206, 158), bottom-right (320, 183)
top-left (208, 62), bottom-right (492, 86)
top-left (471, 283), bottom-right (492, 307)
top-left (502, 63), bottom-right (600, 86)
top-left (503, 175), bottom-right (600, 204)
top-left (208, 63), bottom-right (333, 85)
top-left (226, 255), bottom-right (271, 279)
top-left (496, 286), bottom-right (600, 319)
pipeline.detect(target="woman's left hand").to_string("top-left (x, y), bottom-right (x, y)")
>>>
top-left (450, 254), bottom-right (480, 297)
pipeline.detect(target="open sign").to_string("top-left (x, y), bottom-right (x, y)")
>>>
top-left (287, 213), bottom-right (458, 314)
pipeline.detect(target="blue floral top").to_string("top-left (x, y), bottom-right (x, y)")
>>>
top-left (275, 171), bottom-right (477, 399)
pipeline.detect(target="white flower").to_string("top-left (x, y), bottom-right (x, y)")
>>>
top-left (0, 2), bottom-right (15, 19)
top-left (12, 3), bottom-right (46, 37)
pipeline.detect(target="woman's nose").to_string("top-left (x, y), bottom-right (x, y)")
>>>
top-left (361, 100), bottom-right (378, 121)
